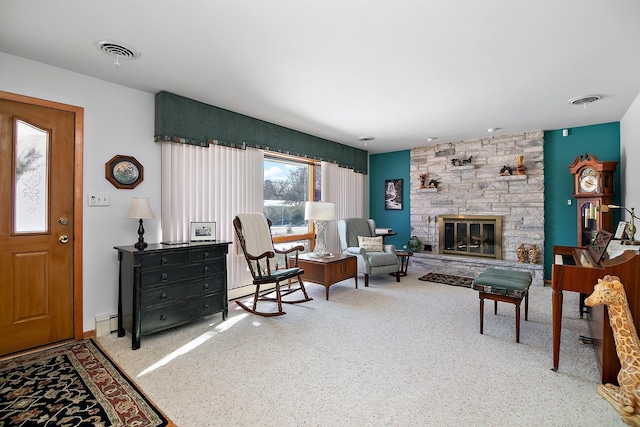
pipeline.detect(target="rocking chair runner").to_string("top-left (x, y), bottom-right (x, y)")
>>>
top-left (233, 214), bottom-right (312, 316)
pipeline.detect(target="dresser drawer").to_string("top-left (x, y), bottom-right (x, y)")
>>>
top-left (139, 251), bottom-right (187, 271)
top-left (141, 259), bottom-right (225, 287)
top-left (140, 292), bottom-right (226, 335)
top-left (141, 274), bottom-right (226, 307)
top-left (188, 247), bottom-right (225, 263)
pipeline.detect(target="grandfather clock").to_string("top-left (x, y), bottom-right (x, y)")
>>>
top-left (568, 153), bottom-right (617, 247)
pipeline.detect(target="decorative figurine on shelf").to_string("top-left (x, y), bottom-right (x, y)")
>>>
top-left (428, 179), bottom-right (439, 189)
top-left (516, 155), bottom-right (526, 175)
top-left (451, 156), bottom-right (473, 167)
top-left (516, 244), bottom-right (527, 263)
top-left (419, 174), bottom-right (427, 189)
top-left (500, 165), bottom-right (513, 176)
top-left (584, 276), bottom-right (640, 427)
top-left (528, 244), bottom-right (539, 264)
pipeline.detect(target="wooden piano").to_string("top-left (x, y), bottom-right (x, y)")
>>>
top-left (552, 230), bottom-right (640, 384)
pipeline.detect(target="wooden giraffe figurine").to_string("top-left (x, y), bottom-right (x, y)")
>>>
top-left (584, 275), bottom-right (640, 427)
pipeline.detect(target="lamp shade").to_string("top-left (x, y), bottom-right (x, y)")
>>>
top-left (304, 201), bottom-right (336, 221)
top-left (126, 197), bottom-right (155, 219)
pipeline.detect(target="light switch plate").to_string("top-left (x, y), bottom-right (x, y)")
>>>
top-left (88, 193), bottom-right (110, 206)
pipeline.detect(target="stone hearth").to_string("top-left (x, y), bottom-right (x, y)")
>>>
top-left (411, 252), bottom-right (544, 286)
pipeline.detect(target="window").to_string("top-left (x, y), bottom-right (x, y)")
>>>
top-left (264, 154), bottom-right (320, 263)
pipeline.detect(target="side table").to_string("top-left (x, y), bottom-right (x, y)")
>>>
top-left (393, 250), bottom-right (413, 277)
top-left (376, 232), bottom-right (397, 244)
top-left (289, 253), bottom-right (357, 300)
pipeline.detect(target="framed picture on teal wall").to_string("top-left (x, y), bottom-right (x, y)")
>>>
top-left (385, 179), bottom-right (403, 210)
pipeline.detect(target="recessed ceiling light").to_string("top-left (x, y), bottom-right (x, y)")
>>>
top-left (426, 137), bottom-right (438, 142)
top-left (567, 94), bottom-right (602, 106)
top-left (487, 127), bottom-right (501, 133)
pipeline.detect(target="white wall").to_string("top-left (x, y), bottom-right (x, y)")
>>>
top-left (621, 92), bottom-right (640, 210)
top-left (0, 52), bottom-right (161, 332)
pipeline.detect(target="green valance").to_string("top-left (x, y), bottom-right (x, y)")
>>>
top-left (154, 91), bottom-right (368, 174)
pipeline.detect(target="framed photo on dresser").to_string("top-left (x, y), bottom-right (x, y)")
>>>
top-left (190, 222), bottom-right (216, 242)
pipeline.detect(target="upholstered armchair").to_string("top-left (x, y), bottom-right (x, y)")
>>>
top-left (337, 218), bottom-right (400, 287)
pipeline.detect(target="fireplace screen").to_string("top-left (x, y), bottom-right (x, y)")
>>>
top-left (439, 215), bottom-right (502, 259)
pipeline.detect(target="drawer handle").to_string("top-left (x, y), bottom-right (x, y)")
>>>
top-left (203, 303), bottom-right (210, 310)
top-left (203, 282), bottom-right (209, 290)
top-left (203, 251), bottom-right (210, 259)
top-left (161, 273), bottom-right (168, 282)
top-left (161, 257), bottom-right (168, 265)
top-left (160, 292), bottom-right (167, 300)
top-left (204, 266), bottom-right (210, 274)
top-left (160, 314), bottom-right (168, 321)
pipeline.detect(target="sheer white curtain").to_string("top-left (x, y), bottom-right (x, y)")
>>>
top-left (161, 142), bottom-right (263, 293)
top-left (321, 162), bottom-right (364, 253)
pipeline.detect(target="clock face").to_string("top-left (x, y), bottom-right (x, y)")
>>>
top-left (579, 167), bottom-right (598, 192)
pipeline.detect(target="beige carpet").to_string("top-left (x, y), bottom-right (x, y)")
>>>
top-left (98, 272), bottom-right (625, 426)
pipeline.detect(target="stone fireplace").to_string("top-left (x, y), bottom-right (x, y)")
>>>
top-left (439, 215), bottom-right (502, 259)
top-left (409, 131), bottom-right (545, 286)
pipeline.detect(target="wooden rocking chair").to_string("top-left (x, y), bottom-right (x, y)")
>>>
top-left (233, 214), bottom-right (312, 316)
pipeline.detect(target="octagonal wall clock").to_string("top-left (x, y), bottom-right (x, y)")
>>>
top-left (105, 155), bottom-right (144, 189)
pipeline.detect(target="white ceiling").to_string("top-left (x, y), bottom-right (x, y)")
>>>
top-left (2, 1), bottom-right (640, 154)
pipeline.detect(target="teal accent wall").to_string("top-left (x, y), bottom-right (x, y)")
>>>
top-left (543, 122), bottom-right (621, 280)
top-left (369, 150), bottom-right (411, 249)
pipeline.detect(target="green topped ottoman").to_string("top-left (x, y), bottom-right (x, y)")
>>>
top-left (472, 268), bottom-right (532, 343)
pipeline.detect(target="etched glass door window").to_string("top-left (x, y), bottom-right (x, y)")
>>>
top-left (14, 120), bottom-right (49, 233)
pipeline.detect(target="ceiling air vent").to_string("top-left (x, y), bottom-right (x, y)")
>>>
top-left (358, 136), bottom-right (375, 146)
top-left (95, 40), bottom-right (141, 60)
top-left (567, 94), bottom-right (602, 106)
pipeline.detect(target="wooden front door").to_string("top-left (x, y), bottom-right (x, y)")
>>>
top-left (0, 93), bottom-right (83, 356)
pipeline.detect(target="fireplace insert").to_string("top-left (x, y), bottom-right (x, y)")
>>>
top-left (438, 215), bottom-right (502, 259)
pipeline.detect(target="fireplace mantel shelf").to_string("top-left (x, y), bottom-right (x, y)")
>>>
top-left (450, 165), bottom-right (475, 170)
top-left (496, 174), bottom-right (527, 181)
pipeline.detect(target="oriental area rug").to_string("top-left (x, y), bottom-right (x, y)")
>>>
top-left (0, 339), bottom-right (173, 427)
top-left (419, 272), bottom-right (474, 288)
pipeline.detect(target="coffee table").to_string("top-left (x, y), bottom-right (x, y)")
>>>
top-left (288, 253), bottom-right (357, 300)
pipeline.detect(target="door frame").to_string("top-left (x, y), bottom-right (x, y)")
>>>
top-left (1, 90), bottom-right (84, 342)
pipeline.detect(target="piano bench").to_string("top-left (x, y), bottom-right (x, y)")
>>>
top-left (471, 268), bottom-right (532, 343)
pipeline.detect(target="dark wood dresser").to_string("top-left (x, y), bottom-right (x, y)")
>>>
top-left (115, 242), bottom-right (231, 349)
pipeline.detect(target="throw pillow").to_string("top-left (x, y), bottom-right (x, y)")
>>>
top-left (358, 236), bottom-right (383, 252)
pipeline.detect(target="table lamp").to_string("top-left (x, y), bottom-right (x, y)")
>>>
top-left (304, 201), bottom-right (336, 258)
top-left (126, 197), bottom-right (155, 249)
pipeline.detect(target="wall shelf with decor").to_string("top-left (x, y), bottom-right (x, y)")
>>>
top-left (450, 165), bottom-right (475, 171)
top-left (496, 174), bottom-right (527, 181)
